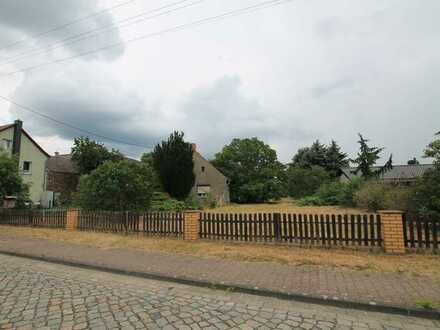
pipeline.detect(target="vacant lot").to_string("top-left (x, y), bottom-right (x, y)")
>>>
top-left (210, 198), bottom-right (362, 214)
top-left (1, 225), bottom-right (439, 282)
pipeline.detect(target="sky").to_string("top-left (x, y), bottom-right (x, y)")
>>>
top-left (0, 0), bottom-right (438, 163)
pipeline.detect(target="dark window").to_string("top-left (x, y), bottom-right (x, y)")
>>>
top-left (23, 161), bottom-right (31, 173)
top-left (201, 166), bottom-right (205, 172)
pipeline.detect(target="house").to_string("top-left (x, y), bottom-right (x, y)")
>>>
top-left (340, 164), bottom-right (434, 184)
top-left (0, 120), bottom-right (50, 205)
top-left (46, 153), bottom-right (79, 206)
top-left (191, 144), bottom-right (230, 206)
top-left (46, 143), bottom-right (230, 207)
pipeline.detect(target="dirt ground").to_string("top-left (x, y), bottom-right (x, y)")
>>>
top-left (210, 198), bottom-right (364, 214)
top-left (1, 225), bottom-right (439, 282)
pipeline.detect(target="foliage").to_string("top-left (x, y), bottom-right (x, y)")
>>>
top-left (285, 165), bottom-right (330, 198)
top-left (0, 151), bottom-right (30, 206)
top-left (297, 178), bottom-right (364, 207)
top-left (140, 152), bottom-right (162, 191)
top-left (152, 131), bottom-right (195, 200)
top-left (415, 299), bottom-right (438, 310)
top-left (71, 137), bottom-right (124, 175)
top-left (149, 192), bottom-right (185, 212)
top-left (407, 157), bottom-right (419, 165)
top-left (424, 131), bottom-right (440, 166)
top-left (354, 181), bottom-right (414, 212)
top-left (412, 167), bottom-right (440, 219)
top-left (351, 133), bottom-right (392, 178)
top-left (76, 160), bottom-right (154, 211)
top-left (212, 137), bottom-right (285, 203)
top-left (292, 140), bottom-right (348, 179)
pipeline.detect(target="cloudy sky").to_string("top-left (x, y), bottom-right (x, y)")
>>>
top-left (0, 0), bottom-right (438, 163)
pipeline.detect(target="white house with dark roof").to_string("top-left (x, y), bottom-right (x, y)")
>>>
top-left (0, 120), bottom-right (50, 204)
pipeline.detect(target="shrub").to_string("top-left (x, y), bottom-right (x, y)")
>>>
top-left (285, 166), bottom-right (331, 198)
top-left (354, 181), bottom-right (414, 212)
top-left (412, 167), bottom-right (440, 219)
top-left (149, 192), bottom-right (185, 212)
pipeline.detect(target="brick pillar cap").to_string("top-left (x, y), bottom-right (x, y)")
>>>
top-left (378, 210), bottom-right (404, 214)
top-left (184, 210), bottom-right (202, 213)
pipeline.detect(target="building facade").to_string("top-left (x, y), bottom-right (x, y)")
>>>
top-left (191, 144), bottom-right (230, 206)
top-left (0, 120), bottom-right (50, 204)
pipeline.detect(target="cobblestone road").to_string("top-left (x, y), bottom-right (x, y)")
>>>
top-left (0, 254), bottom-right (439, 330)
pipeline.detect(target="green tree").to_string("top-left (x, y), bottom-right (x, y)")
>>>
top-left (424, 131), bottom-right (440, 166)
top-left (152, 131), bottom-right (195, 200)
top-left (71, 137), bottom-right (123, 175)
top-left (292, 140), bottom-right (348, 179)
top-left (285, 165), bottom-right (330, 198)
top-left (76, 160), bottom-right (153, 211)
top-left (292, 140), bottom-right (327, 169)
top-left (407, 157), bottom-right (420, 165)
top-left (140, 152), bottom-right (162, 191)
top-left (212, 137), bottom-right (285, 203)
top-left (325, 140), bottom-right (349, 178)
top-left (0, 151), bottom-right (29, 206)
top-left (350, 133), bottom-right (392, 178)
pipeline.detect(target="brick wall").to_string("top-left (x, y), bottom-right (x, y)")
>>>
top-left (184, 211), bottom-right (200, 241)
top-left (379, 210), bottom-right (405, 253)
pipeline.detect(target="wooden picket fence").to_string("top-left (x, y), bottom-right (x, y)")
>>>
top-left (200, 212), bottom-right (383, 247)
top-left (78, 210), bottom-right (184, 237)
top-left (0, 209), bottom-right (66, 228)
top-left (403, 214), bottom-right (439, 250)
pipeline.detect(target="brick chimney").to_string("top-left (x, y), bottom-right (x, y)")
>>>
top-left (12, 119), bottom-right (22, 156)
top-left (191, 143), bottom-right (197, 152)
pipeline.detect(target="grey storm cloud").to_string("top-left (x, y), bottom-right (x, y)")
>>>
top-left (9, 65), bottom-right (163, 156)
top-left (0, 0), bottom-right (124, 61)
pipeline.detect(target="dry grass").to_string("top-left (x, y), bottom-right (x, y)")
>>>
top-left (209, 198), bottom-right (362, 214)
top-left (1, 225), bottom-right (439, 281)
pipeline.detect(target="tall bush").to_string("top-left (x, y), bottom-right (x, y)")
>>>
top-left (285, 166), bottom-right (330, 198)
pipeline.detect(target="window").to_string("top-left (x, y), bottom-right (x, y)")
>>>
top-left (197, 185), bottom-right (210, 198)
top-left (23, 161), bottom-right (32, 174)
top-left (201, 166), bottom-right (205, 173)
top-left (1, 139), bottom-right (12, 151)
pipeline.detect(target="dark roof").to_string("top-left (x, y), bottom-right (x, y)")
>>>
top-left (0, 123), bottom-right (50, 157)
top-left (341, 164), bottom-right (434, 182)
top-left (47, 154), bottom-right (78, 174)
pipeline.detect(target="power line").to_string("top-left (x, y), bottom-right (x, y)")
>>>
top-left (1, 0), bottom-right (293, 76)
top-left (0, 0), bottom-right (136, 52)
top-left (0, 0), bottom-right (203, 66)
top-left (0, 94), bottom-right (154, 149)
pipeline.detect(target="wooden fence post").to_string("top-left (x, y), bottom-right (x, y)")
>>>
top-left (379, 210), bottom-right (405, 253)
top-left (66, 209), bottom-right (79, 231)
top-left (274, 213), bottom-right (281, 241)
top-left (184, 210), bottom-right (201, 241)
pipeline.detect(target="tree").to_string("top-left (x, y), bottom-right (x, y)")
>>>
top-left (76, 160), bottom-right (154, 211)
top-left (285, 165), bottom-right (330, 198)
top-left (291, 140), bottom-right (348, 179)
top-left (140, 152), bottom-right (162, 191)
top-left (212, 138), bottom-right (285, 203)
top-left (0, 151), bottom-right (29, 206)
top-left (292, 140), bottom-right (327, 169)
top-left (152, 131), bottom-right (195, 200)
top-left (350, 134), bottom-right (392, 178)
top-left (325, 140), bottom-right (349, 178)
top-left (407, 157), bottom-right (420, 165)
top-left (71, 137), bottom-right (123, 175)
top-left (423, 131), bottom-right (440, 166)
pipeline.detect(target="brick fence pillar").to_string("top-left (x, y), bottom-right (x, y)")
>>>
top-left (66, 209), bottom-right (79, 231)
top-left (379, 210), bottom-right (405, 253)
top-left (184, 211), bottom-right (201, 241)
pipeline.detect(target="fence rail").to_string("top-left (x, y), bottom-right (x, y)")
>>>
top-left (403, 214), bottom-right (439, 250)
top-left (200, 212), bottom-right (382, 247)
top-left (0, 209), bottom-right (66, 228)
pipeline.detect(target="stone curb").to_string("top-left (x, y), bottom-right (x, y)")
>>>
top-left (1, 250), bottom-right (439, 320)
